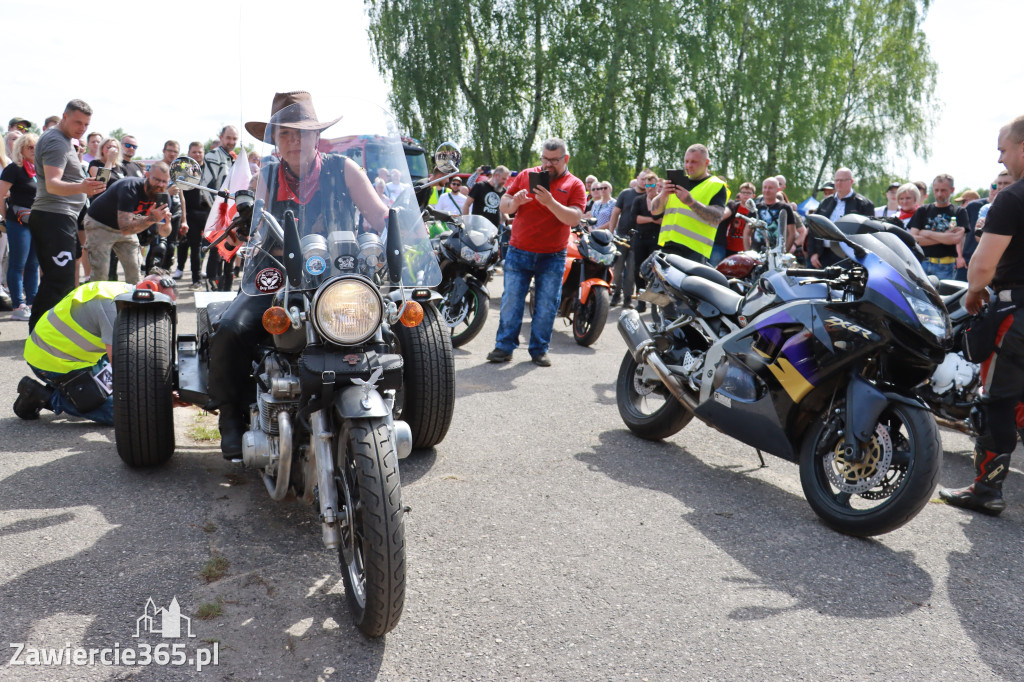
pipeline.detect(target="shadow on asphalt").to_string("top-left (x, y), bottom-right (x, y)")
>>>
top-left (401, 447), bottom-right (438, 485)
top-left (577, 428), bottom-right (935, 620)
top-left (941, 453), bottom-right (1024, 679)
top-left (0, 427), bottom-right (387, 680)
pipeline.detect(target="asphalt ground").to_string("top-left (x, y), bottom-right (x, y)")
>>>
top-left (1, 273), bottom-right (1023, 681)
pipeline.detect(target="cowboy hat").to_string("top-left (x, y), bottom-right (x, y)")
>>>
top-left (244, 91), bottom-right (342, 142)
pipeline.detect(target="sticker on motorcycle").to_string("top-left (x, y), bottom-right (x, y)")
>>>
top-left (255, 268), bottom-right (284, 293)
top-left (824, 316), bottom-right (875, 340)
top-left (305, 255), bottom-right (327, 276)
top-left (335, 255), bottom-right (356, 271)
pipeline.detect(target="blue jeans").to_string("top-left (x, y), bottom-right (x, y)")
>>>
top-left (495, 246), bottom-right (566, 357)
top-left (922, 259), bottom-right (956, 281)
top-left (33, 358), bottom-right (114, 426)
top-left (5, 220), bottom-right (39, 306)
top-left (709, 242), bottom-right (728, 267)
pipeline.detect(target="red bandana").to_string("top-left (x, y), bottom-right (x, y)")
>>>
top-left (23, 161), bottom-right (36, 178)
top-left (899, 208), bottom-right (915, 222)
top-left (276, 153), bottom-right (322, 205)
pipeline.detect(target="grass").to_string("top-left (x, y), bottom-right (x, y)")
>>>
top-left (200, 555), bottom-right (230, 583)
top-left (195, 600), bottom-right (223, 620)
top-left (188, 424), bottom-right (220, 442)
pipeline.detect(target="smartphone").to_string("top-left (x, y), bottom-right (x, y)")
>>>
top-left (666, 169), bottom-right (687, 187)
top-left (528, 171), bottom-right (550, 194)
top-left (95, 167), bottom-right (112, 184)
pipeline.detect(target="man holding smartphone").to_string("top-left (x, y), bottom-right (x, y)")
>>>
top-left (29, 99), bottom-right (107, 330)
top-left (487, 138), bottom-right (586, 367)
top-left (82, 162), bottom-right (173, 284)
top-left (650, 143), bottom-right (729, 263)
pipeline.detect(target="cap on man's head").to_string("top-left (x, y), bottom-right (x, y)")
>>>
top-left (8, 117), bottom-right (32, 130)
top-left (888, 181), bottom-right (901, 190)
top-left (823, 181), bottom-right (835, 189)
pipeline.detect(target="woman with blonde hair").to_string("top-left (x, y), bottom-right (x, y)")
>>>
top-left (0, 133), bottom-right (41, 319)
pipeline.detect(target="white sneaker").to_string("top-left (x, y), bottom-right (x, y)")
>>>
top-left (172, 269), bottom-right (184, 280)
top-left (11, 304), bottom-right (31, 321)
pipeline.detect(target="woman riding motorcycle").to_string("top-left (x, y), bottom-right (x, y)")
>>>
top-left (206, 91), bottom-right (389, 458)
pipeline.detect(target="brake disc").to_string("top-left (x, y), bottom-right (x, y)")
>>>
top-left (442, 294), bottom-right (469, 327)
top-left (824, 423), bottom-right (893, 494)
top-left (632, 365), bottom-right (656, 397)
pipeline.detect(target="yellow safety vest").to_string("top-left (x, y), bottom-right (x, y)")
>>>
top-left (428, 186), bottom-right (440, 206)
top-left (658, 175), bottom-right (730, 258)
top-left (24, 282), bottom-right (132, 373)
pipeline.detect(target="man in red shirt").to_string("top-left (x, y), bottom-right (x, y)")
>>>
top-left (486, 139), bottom-right (586, 366)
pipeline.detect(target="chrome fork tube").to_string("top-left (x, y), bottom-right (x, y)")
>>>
top-left (311, 408), bottom-right (342, 549)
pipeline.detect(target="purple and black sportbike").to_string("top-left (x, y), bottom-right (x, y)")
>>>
top-left (616, 214), bottom-right (952, 536)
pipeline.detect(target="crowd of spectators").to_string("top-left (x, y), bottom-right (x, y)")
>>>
top-left (0, 103), bottom-right (252, 330)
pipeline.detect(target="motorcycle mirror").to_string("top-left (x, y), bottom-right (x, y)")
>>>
top-left (283, 210), bottom-right (303, 287)
top-left (169, 156), bottom-right (202, 186)
top-left (386, 209), bottom-right (404, 286)
top-left (433, 141), bottom-right (461, 175)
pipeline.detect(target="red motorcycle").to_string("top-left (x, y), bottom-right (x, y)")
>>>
top-left (530, 223), bottom-right (618, 346)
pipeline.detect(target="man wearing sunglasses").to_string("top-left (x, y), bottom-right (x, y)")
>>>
top-left (487, 138), bottom-right (586, 367)
top-left (7, 117), bottom-right (32, 134)
top-left (120, 135), bottom-right (145, 178)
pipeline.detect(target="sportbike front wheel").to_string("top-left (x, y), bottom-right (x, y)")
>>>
top-left (799, 401), bottom-right (942, 537)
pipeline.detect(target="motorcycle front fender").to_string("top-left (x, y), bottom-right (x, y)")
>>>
top-left (334, 385), bottom-right (391, 419)
top-left (579, 277), bottom-right (612, 304)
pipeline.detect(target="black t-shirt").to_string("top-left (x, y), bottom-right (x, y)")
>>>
top-left (87, 177), bottom-right (156, 228)
top-left (752, 200), bottom-right (794, 249)
top-left (121, 161), bottom-right (146, 178)
top-left (614, 188), bottom-right (643, 236)
top-left (631, 193), bottom-right (661, 238)
top-left (908, 203), bottom-right (969, 259)
top-left (981, 179), bottom-right (1024, 290)
top-left (0, 163), bottom-right (37, 209)
top-left (467, 180), bottom-right (504, 227)
top-left (89, 159), bottom-right (125, 186)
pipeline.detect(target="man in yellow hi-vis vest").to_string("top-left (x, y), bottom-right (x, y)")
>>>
top-left (650, 143), bottom-right (729, 263)
top-left (14, 272), bottom-right (177, 424)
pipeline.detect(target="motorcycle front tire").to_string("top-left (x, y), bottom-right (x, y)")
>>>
top-left (338, 417), bottom-right (406, 637)
top-left (573, 286), bottom-right (610, 346)
top-left (113, 306), bottom-right (176, 467)
top-left (449, 280), bottom-right (489, 348)
top-left (393, 302), bottom-right (455, 448)
top-left (799, 401), bottom-right (942, 537)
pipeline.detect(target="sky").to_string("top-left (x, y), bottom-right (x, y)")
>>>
top-left (5, 0), bottom-right (1020, 193)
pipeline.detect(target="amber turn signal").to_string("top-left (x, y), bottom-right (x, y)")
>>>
top-left (399, 301), bottom-right (424, 327)
top-left (262, 306), bottom-right (292, 335)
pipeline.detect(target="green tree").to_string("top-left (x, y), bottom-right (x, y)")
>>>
top-left (366, 0), bottom-right (936, 198)
top-left (109, 128), bottom-right (125, 141)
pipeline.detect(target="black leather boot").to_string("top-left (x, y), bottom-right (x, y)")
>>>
top-left (938, 449), bottom-right (1011, 516)
top-left (218, 404), bottom-right (247, 460)
top-left (13, 376), bottom-right (54, 420)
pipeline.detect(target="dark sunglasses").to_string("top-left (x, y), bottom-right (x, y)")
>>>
top-left (123, 142), bottom-right (138, 149)
top-left (992, 183), bottom-right (998, 190)
top-left (644, 182), bottom-right (656, 188)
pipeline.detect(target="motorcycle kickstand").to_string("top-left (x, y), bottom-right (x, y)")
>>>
top-left (754, 448), bottom-right (767, 468)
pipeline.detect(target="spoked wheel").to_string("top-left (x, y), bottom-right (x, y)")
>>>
top-left (615, 351), bottom-right (692, 440)
top-left (799, 401), bottom-right (942, 537)
top-left (443, 280), bottom-right (489, 348)
top-left (572, 287), bottom-right (610, 346)
top-left (337, 417), bottom-right (406, 637)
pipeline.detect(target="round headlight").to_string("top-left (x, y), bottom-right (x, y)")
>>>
top-left (313, 277), bottom-right (384, 345)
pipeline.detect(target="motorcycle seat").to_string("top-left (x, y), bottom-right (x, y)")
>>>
top-left (662, 267), bottom-right (743, 316)
top-left (664, 254), bottom-right (730, 288)
top-left (937, 278), bottom-right (967, 298)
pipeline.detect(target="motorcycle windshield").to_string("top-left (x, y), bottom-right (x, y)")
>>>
top-left (845, 232), bottom-right (933, 292)
top-left (460, 214), bottom-right (499, 248)
top-left (241, 99), bottom-right (441, 296)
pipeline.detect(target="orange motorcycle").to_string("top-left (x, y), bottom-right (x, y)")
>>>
top-left (530, 223), bottom-right (619, 346)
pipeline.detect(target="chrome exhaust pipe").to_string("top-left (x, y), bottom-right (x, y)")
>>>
top-left (311, 409), bottom-right (342, 550)
top-left (618, 309), bottom-right (698, 412)
top-left (263, 410), bottom-right (294, 501)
